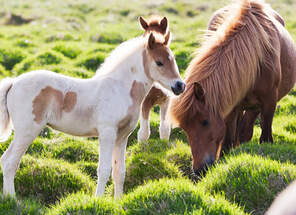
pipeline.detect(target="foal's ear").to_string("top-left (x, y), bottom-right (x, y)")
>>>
top-left (164, 31), bottom-right (171, 46)
top-left (160, 17), bottom-right (168, 32)
top-left (148, 33), bottom-right (156, 49)
top-left (194, 82), bottom-right (205, 103)
top-left (139, 16), bottom-right (148, 30)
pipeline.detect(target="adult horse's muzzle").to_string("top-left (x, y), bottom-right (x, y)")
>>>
top-left (193, 156), bottom-right (215, 176)
top-left (171, 81), bottom-right (186, 95)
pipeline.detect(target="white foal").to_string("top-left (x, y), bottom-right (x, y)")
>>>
top-left (0, 31), bottom-right (185, 199)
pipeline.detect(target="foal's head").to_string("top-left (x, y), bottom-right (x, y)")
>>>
top-left (143, 33), bottom-right (185, 95)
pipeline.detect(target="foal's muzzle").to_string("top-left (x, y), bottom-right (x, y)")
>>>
top-left (171, 81), bottom-right (186, 95)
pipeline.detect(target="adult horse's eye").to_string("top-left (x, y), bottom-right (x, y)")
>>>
top-left (202, 120), bottom-right (209, 127)
top-left (156, 61), bottom-right (163, 66)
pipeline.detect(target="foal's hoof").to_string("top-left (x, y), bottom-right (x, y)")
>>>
top-left (137, 129), bottom-right (150, 142)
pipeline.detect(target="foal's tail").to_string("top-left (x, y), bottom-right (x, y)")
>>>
top-left (0, 78), bottom-right (14, 142)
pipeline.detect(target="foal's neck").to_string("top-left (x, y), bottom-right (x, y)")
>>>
top-left (97, 46), bottom-right (153, 93)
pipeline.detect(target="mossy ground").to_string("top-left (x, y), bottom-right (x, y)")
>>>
top-left (0, 0), bottom-right (295, 214)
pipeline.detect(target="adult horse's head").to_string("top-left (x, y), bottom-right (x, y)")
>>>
top-left (171, 82), bottom-right (226, 175)
top-left (143, 32), bottom-right (185, 96)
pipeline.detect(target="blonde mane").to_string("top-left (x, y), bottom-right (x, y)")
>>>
top-left (171, 0), bottom-right (276, 125)
top-left (95, 36), bottom-right (145, 76)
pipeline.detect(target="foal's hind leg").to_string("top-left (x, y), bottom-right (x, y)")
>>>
top-left (96, 126), bottom-right (116, 196)
top-left (1, 126), bottom-right (42, 196)
top-left (112, 137), bottom-right (127, 200)
top-left (159, 98), bottom-right (171, 140)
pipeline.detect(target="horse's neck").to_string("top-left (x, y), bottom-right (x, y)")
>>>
top-left (95, 47), bottom-right (153, 94)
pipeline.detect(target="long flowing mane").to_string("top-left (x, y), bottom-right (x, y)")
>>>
top-left (171, 0), bottom-right (276, 125)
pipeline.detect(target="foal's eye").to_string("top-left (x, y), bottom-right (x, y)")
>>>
top-left (156, 61), bottom-right (163, 67)
top-left (202, 120), bottom-right (209, 127)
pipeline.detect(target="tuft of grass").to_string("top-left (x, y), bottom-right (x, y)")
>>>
top-left (0, 195), bottom-right (44, 215)
top-left (0, 155), bottom-right (96, 205)
top-left (121, 178), bottom-right (247, 215)
top-left (75, 161), bottom-right (98, 180)
top-left (198, 154), bottom-right (296, 215)
top-left (0, 64), bottom-right (10, 78)
top-left (0, 47), bottom-right (27, 70)
top-left (52, 43), bottom-right (82, 59)
top-left (76, 52), bottom-right (106, 72)
top-left (231, 142), bottom-right (296, 164)
top-left (13, 50), bottom-right (66, 75)
top-left (48, 139), bottom-right (98, 163)
top-left (45, 193), bottom-right (120, 215)
top-left (124, 151), bottom-right (181, 192)
top-left (166, 141), bottom-right (194, 179)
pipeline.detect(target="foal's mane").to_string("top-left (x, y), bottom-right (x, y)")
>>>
top-left (95, 37), bottom-right (145, 76)
top-left (171, 0), bottom-right (276, 125)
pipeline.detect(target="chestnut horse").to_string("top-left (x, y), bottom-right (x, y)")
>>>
top-left (170, 0), bottom-right (296, 174)
top-left (137, 16), bottom-right (173, 142)
top-left (0, 24), bottom-right (185, 199)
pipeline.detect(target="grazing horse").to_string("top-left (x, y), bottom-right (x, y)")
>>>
top-left (137, 15), bottom-right (173, 142)
top-left (170, 0), bottom-right (296, 174)
top-left (0, 27), bottom-right (185, 199)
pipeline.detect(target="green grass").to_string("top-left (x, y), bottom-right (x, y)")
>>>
top-left (0, 195), bottom-right (44, 215)
top-left (0, 155), bottom-right (96, 205)
top-left (0, 0), bottom-right (295, 214)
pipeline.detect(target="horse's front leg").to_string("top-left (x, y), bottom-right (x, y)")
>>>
top-left (222, 107), bottom-right (243, 153)
top-left (239, 110), bottom-right (260, 143)
top-left (112, 137), bottom-right (127, 200)
top-left (260, 97), bottom-right (277, 144)
top-left (159, 98), bottom-right (171, 140)
top-left (96, 126), bottom-right (117, 196)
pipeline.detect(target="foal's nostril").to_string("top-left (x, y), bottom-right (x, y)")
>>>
top-left (176, 81), bottom-right (186, 92)
top-left (171, 81), bottom-right (186, 95)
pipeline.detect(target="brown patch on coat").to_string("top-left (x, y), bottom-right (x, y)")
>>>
top-left (142, 87), bottom-right (168, 120)
top-left (33, 86), bottom-right (63, 124)
top-left (63, 91), bottom-right (77, 112)
top-left (32, 86), bottom-right (77, 124)
top-left (117, 81), bottom-right (146, 139)
top-left (131, 66), bottom-right (137, 73)
top-left (82, 128), bottom-right (98, 137)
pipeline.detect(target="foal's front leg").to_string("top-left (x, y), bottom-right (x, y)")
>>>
top-left (112, 137), bottom-right (127, 199)
top-left (96, 126), bottom-right (117, 196)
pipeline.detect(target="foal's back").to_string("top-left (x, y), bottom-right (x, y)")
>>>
top-left (7, 70), bottom-right (100, 136)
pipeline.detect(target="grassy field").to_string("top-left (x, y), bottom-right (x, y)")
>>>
top-left (0, 0), bottom-right (295, 214)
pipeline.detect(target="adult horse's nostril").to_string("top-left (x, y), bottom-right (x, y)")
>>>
top-left (171, 81), bottom-right (186, 95)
